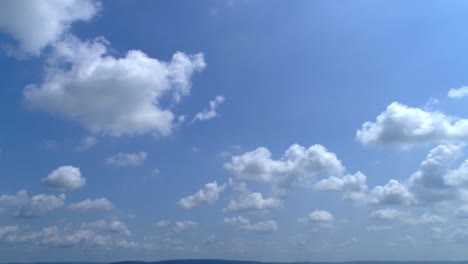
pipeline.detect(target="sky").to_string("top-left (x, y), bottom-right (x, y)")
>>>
top-left (4, 0), bottom-right (468, 262)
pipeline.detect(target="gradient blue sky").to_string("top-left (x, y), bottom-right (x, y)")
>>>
top-left (3, 0), bottom-right (468, 262)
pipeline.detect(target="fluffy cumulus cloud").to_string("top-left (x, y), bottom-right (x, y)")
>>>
top-left (0, 0), bottom-right (100, 56)
top-left (407, 144), bottom-right (463, 203)
top-left (105, 152), bottom-right (147, 166)
top-left (177, 181), bottom-right (226, 209)
top-left (42, 166), bottom-right (86, 191)
top-left (224, 216), bottom-right (278, 234)
top-left (314, 172), bottom-right (367, 193)
top-left (298, 210), bottom-right (334, 229)
top-left (317, 144), bottom-right (468, 206)
top-left (448, 86), bottom-right (468, 98)
top-left (24, 36), bottom-right (206, 136)
top-left (192, 95), bottom-right (225, 123)
top-left (225, 144), bottom-right (345, 192)
top-left (367, 179), bottom-right (414, 205)
top-left (356, 102), bottom-right (468, 148)
top-left (224, 192), bottom-right (282, 212)
top-left (68, 198), bottom-right (113, 211)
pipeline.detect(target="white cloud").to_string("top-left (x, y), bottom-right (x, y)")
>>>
top-left (0, 223), bottom-right (137, 249)
top-left (192, 95), bottom-right (225, 123)
top-left (105, 152), bottom-right (147, 166)
top-left (367, 179), bottom-right (414, 205)
top-left (224, 216), bottom-right (250, 226)
top-left (224, 192), bottom-right (282, 212)
top-left (370, 209), bottom-right (446, 226)
top-left (17, 193), bottom-right (66, 218)
top-left (314, 171), bottom-right (368, 197)
top-left (0, 190), bottom-right (28, 209)
top-left (410, 213), bottom-right (447, 225)
top-left (224, 216), bottom-right (278, 234)
top-left (177, 181), bottom-right (226, 208)
top-left (68, 198), bottom-right (113, 211)
top-left (225, 144), bottom-right (345, 192)
top-left (298, 210), bottom-right (334, 229)
top-left (448, 86), bottom-right (468, 98)
top-left (77, 136), bottom-right (97, 150)
top-left (42, 165), bottom-right (86, 191)
top-left (407, 144), bottom-right (463, 203)
top-left (242, 220), bottom-right (278, 233)
top-left (24, 36), bottom-right (206, 136)
top-left (367, 225), bottom-right (392, 231)
top-left (0, 191), bottom-right (65, 217)
top-left (338, 144), bottom-right (464, 206)
top-left (370, 208), bottom-right (407, 221)
top-left (356, 102), bottom-right (468, 148)
top-left (173, 221), bottom-right (198, 233)
top-left (0, 0), bottom-right (100, 56)
top-left (81, 219), bottom-right (131, 236)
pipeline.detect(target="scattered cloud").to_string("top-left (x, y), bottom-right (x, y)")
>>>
top-left (81, 219), bottom-right (131, 236)
top-left (370, 209), bottom-right (446, 226)
top-left (448, 86), bottom-right (468, 99)
top-left (68, 198), bottom-right (113, 211)
top-left (192, 95), bottom-right (225, 123)
top-left (17, 193), bottom-right (66, 218)
top-left (177, 181), bottom-right (226, 208)
top-left (224, 192), bottom-right (282, 212)
top-left (298, 210), bottom-right (334, 229)
top-left (0, 190), bottom-right (65, 217)
top-left (356, 102), bottom-right (468, 148)
top-left (0, 222), bottom-right (137, 249)
top-left (367, 225), bottom-right (392, 231)
top-left (370, 208), bottom-right (407, 221)
top-left (105, 152), bottom-right (147, 166)
top-left (224, 216), bottom-right (278, 234)
top-left (315, 172), bottom-right (367, 192)
top-left (42, 166), bottom-right (86, 191)
top-left (173, 221), bottom-right (198, 233)
top-left (24, 36), bottom-right (206, 136)
top-left (225, 144), bottom-right (345, 194)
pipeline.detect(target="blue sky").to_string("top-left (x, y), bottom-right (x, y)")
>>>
top-left (3, 0), bottom-right (468, 262)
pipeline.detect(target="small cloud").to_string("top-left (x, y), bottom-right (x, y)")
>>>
top-left (42, 166), bottom-right (86, 191)
top-left (173, 221), bottom-right (198, 233)
top-left (153, 220), bottom-right (170, 228)
top-left (224, 216), bottom-right (278, 234)
top-left (105, 152), bottom-right (147, 166)
top-left (448, 86), bottom-right (468, 98)
top-left (191, 95), bottom-right (225, 123)
top-left (68, 198), bottom-right (113, 211)
top-left (76, 136), bottom-right (97, 151)
top-left (177, 181), bottom-right (226, 209)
